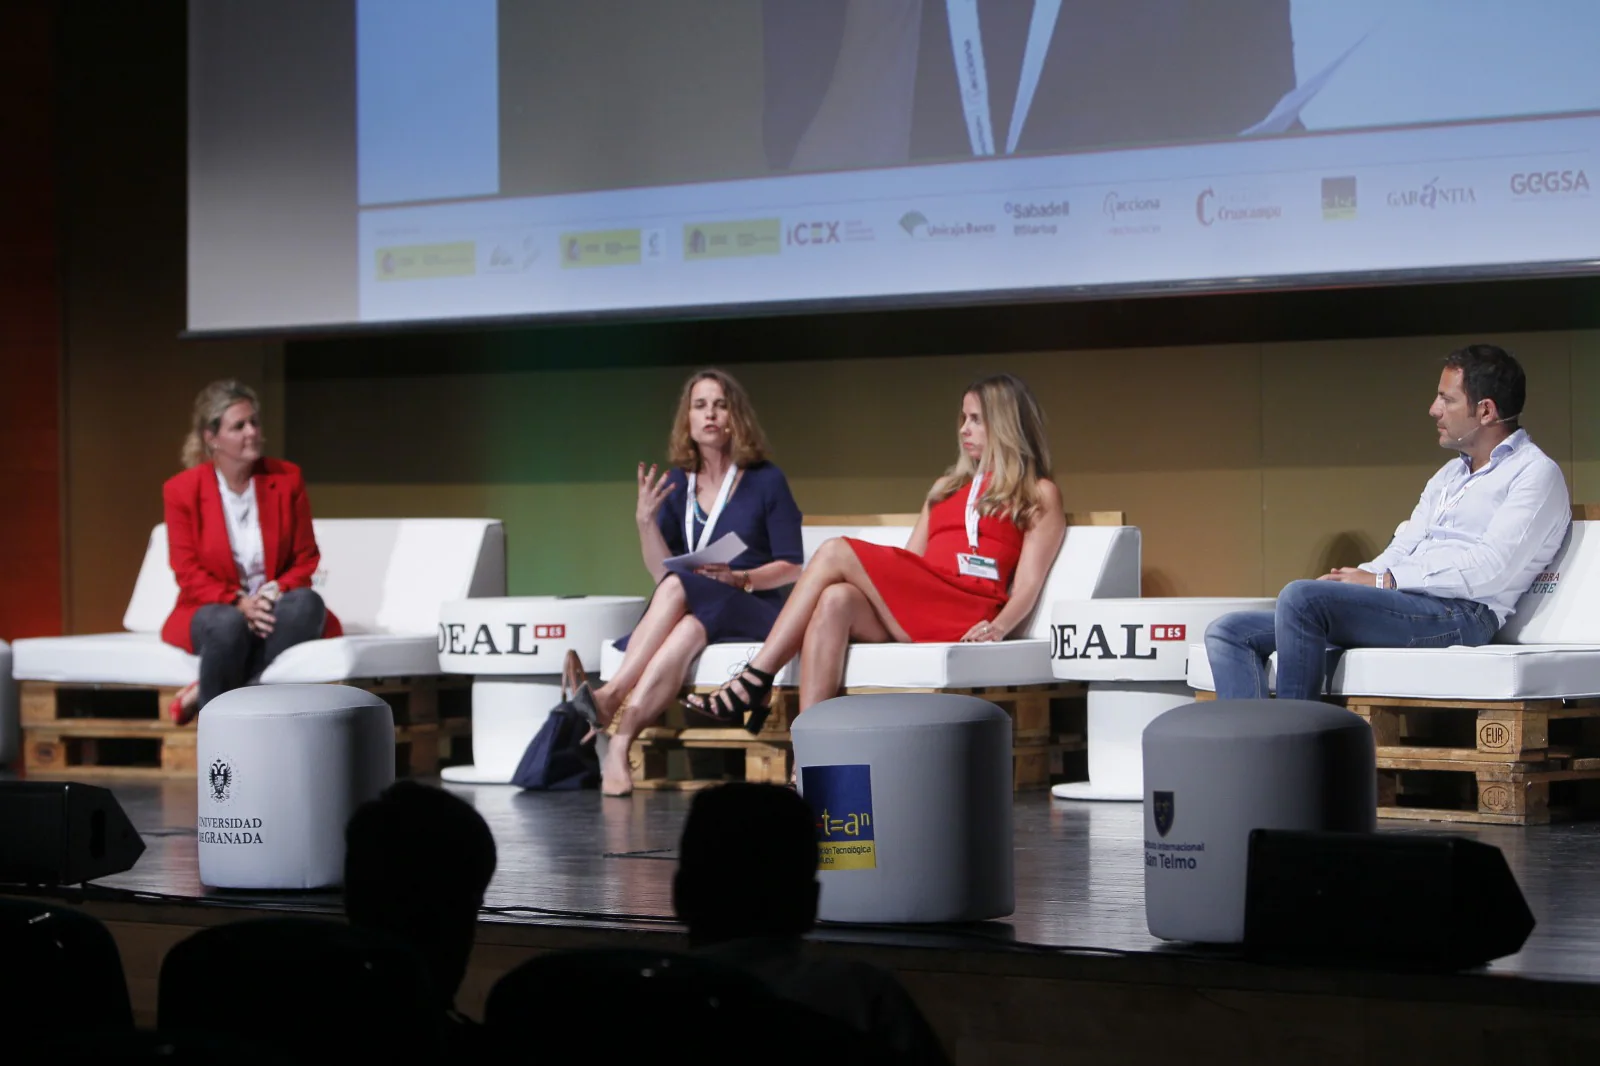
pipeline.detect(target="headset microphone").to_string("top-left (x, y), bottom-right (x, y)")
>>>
top-left (1447, 414), bottom-right (1515, 450)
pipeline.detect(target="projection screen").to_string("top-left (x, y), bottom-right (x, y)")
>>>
top-left (187, 0), bottom-right (1600, 334)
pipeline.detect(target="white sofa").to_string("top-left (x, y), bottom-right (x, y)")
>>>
top-left (1187, 518), bottom-right (1600, 700)
top-left (601, 519), bottom-right (1142, 690)
top-left (12, 519), bottom-right (506, 687)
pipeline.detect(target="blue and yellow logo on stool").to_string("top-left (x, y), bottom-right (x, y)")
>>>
top-left (802, 764), bottom-right (876, 870)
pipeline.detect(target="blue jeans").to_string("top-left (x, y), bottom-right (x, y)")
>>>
top-left (1204, 580), bottom-right (1499, 702)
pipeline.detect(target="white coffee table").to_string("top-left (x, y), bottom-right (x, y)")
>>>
top-left (1048, 597), bottom-right (1276, 801)
top-left (437, 595), bottom-right (645, 784)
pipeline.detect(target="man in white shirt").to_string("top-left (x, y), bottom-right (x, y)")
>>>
top-left (1205, 345), bottom-right (1571, 702)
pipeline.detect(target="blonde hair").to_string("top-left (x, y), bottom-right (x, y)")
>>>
top-left (666, 369), bottom-right (770, 471)
top-left (181, 380), bottom-right (261, 468)
top-left (929, 373), bottom-right (1054, 529)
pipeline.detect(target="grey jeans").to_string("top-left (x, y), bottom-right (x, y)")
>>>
top-left (190, 587), bottom-right (326, 709)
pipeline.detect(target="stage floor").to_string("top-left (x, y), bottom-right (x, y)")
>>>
top-left (82, 778), bottom-right (1600, 984)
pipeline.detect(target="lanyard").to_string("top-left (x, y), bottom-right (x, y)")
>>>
top-left (943, 0), bottom-right (1063, 156)
top-left (1433, 469), bottom-right (1483, 525)
top-left (685, 467), bottom-right (737, 552)
top-left (965, 474), bottom-right (986, 551)
top-left (1434, 449), bottom-right (1506, 524)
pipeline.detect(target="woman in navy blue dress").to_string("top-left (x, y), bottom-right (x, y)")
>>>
top-left (575, 369), bottom-right (803, 795)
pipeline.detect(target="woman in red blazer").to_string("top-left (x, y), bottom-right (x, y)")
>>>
top-left (164, 381), bottom-right (341, 724)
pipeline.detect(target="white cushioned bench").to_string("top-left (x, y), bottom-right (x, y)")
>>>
top-left (602, 517), bottom-right (1142, 690)
top-left (1184, 510), bottom-right (1600, 824)
top-left (14, 519), bottom-right (506, 688)
top-left (603, 512), bottom-right (1141, 792)
top-left (1186, 518), bottom-right (1600, 701)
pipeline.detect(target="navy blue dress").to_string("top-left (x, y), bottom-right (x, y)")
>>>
top-left (615, 461), bottom-right (804, 650)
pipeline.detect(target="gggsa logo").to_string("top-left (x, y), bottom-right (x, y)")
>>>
top-left (1510, 170), bottom-right (1590, 196)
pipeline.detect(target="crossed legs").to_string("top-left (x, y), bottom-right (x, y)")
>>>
top-left (697, 538), bottom-right (908, 719)
top-left (589, 574), bottom-right (691, 724)
top-left (590, 575), bottom-right (708, 796)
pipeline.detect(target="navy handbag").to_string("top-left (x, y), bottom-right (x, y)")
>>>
top-left (511, 650), bottom-right (601, 790)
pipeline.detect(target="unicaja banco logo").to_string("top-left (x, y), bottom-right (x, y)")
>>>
top-left (898, 210), bottom-right (996, 239)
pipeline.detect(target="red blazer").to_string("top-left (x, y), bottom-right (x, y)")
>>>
top-left (160, 458), bottom-right (342, 652)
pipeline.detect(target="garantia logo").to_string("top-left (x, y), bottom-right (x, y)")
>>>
top-left (1386, 177), bottom-right (1475, 209)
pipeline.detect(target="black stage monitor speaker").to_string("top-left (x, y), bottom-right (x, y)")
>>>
top-left (1243, 829), bottom-right (1534, 971)
top-left (0, 782), bottom-right (146, 885)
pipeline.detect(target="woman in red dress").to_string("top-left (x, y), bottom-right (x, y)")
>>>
top-left (686, 373), bottom-right (1065, 728)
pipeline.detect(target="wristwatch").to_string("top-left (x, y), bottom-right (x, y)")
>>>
top-left (740, 571), bottom-right (754, 593)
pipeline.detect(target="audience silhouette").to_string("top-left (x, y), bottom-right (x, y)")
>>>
top-left (12, 779), bottom-right (960, 1065)
top-left (345, 780), bottom-right (498, 1057)
top-left (675, 782), bottom-right (952, 1065)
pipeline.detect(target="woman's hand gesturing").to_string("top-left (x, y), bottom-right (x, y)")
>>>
top-left (636, 463), bottom-right (675, 529)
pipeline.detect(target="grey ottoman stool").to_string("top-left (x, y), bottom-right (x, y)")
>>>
top-left (197, 684), bottom-right (395, 889)
top-left (792, 693), bottom-right (1013, 923)
top-left (1143, 699), bottom-right (1375, 943)
top-left (0, 640), bottom-right (14, 766)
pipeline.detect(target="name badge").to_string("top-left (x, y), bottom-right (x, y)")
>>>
top-left (958, 553), bottom-right (1000, 581)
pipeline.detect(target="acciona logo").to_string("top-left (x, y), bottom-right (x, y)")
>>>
top-left (1103, 192), bottom-right (1160, 220)
top-left (1510, 170), bottom-right (1590, 197)
top-left (1103, 191), bottom-right (1161, 234)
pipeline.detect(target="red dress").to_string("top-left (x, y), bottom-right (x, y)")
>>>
top-left (847, 489), bottom-right (1024, 642)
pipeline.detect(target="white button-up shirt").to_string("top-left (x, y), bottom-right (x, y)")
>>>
top-left (216, 468), bottom-right (266, 596)
top-left (1363, 429), bottom-right (1570, 626)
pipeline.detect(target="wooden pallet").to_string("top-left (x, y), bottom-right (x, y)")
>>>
top-left (1374, 756), bottom-right (1600, 825)
top-left (19, 677), bottom-right (469, 781)
top-left (620, 682), bottom-right (1089, 792)
top-left (1350, 696), bottom-right (1600, 825)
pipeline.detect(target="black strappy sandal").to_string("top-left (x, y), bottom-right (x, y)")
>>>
top-left (683, 663), bottom-right (776, 736)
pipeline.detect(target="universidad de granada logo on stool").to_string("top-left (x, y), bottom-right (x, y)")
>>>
top-left (802, 764), bottom-right (876, 870)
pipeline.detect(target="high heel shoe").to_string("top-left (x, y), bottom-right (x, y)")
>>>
top-left (682, 663), bottom-right (776, 736)
top-left (169, 683), bottom-right (200, 727)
